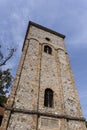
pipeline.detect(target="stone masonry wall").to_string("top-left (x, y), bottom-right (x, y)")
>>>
top-left (14, 39), bottom-right (40, 110)
top-left (39, 46), bottom-right (64, 115)
top-left (7, 39), bottom-right (40, 130)
top-left (57, 49), bottom-right (83, 117)
top-left (0, 23), bottom-right (86, 130)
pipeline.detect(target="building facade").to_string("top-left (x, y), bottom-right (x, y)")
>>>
top-left (0, 21), bottom-right (86, 130)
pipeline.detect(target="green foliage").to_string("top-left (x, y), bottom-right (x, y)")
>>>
top-left (0, 45), bottom-right (15, 104)
top-left (0, 69), bottom-right (13, 103)
top-left (0, 95), bottom-right (7, 104)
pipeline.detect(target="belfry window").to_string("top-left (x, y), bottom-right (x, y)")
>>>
top-left (44, 88), bottom-right (53, 108)
top-left (44, 45), bottom-right (52, 54)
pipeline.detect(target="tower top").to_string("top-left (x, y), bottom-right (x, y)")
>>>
top-left (29, 21), bottom-right (65, 38)
top-left (22, 21), bottom-right (65, 51)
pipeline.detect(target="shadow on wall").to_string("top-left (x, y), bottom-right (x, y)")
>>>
top-left (86, 121), bottom-right (87, 128)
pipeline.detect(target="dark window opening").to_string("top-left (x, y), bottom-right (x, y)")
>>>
top-left (45, 37), bottom-right (50, 41)
top-left (44, 88), bottom-right (53, 107)
top-left (44, 45), bottom-right (52, 54)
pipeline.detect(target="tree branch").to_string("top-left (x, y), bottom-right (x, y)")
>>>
top-left (0, 48), bottom-right (16, 67)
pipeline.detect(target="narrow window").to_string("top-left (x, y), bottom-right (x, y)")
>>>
top-left (44, 88), bottom-right (53, 107)
top-left (44, 45), bottom-right (52, 54)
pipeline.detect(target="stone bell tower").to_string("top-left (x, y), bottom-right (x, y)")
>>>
top-left (0, 21), bottom-right (86, 130)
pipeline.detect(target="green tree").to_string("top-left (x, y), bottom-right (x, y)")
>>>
top-left (0, 46), bottom-right (15, 103)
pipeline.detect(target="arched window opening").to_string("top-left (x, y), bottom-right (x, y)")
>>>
top-left (44, 45), bottom-right (52, 55)
top-left (44, 88), bottom-right (53, 108)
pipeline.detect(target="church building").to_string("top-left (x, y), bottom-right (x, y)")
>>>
top-left (0, 21), bottom-right (86, 130)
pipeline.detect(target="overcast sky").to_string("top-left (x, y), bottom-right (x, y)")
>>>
top-left (0, 0), bottom-right (87, 120)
